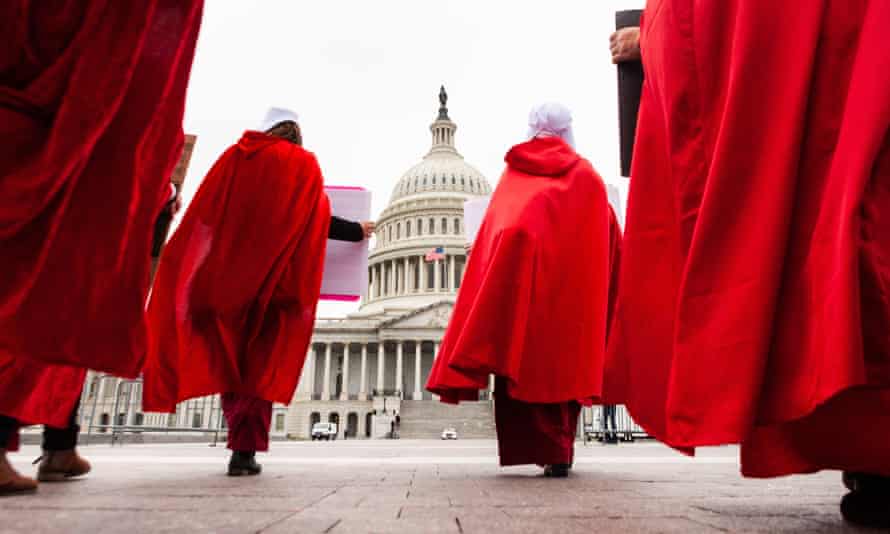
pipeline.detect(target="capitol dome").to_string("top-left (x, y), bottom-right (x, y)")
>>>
top-left (360, 88), bottom-right (491, 314)
top-left (388, 106), bottom-right (491, 203)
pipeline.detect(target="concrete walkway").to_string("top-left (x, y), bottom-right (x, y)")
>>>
top-left (1, 440), bottom-right (869, 533)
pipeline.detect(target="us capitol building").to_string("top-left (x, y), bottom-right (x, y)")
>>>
top-left (74, 91), bottom-right (637, 442)
top-left (287, 90), bottom-right (495, 439)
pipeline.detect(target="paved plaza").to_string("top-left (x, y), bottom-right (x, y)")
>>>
top-left (1, 440), bottom-right (870, 533)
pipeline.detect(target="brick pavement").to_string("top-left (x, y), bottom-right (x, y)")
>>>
top-left (0, 440), bottom-right (870, 533)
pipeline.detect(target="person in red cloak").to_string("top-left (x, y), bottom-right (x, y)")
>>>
top-left (606, 0), bottom-right (890, 527)
top-left (144, 108), bottom-right (373, 476)
top-left (0, 1), bottom-right (203, 495)
top-left (427, 103), bottom-right (621, 477)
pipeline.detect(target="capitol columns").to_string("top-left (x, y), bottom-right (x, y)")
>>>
top-left (296, 344), bottom-right (315, 401)
top-left (322, 343), bottom-right (332, 401)
top-left (389, 260), bottom-right (396, 296)
top-left (449, 255), bottom-right (456, 291)
top-left (404, 257), bottom-right (410, 294)
top-left (419, 255), bottom-right (427, 290)
top-left (340, 343), bottom-right (351, 400)
top-left (359, 343), bottom-right (368, 400)
top-left (414, 340), bottom-right (423, 399)
top-left (376, 342), bottom-right (386, 393)
top-left (396, 341), bottom-right (404, 397)
top-left (432, 341), bottom-right (441, 401)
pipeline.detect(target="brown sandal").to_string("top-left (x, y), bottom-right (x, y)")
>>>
top-left (0, 450), bottom-right (37, 495)
top-left (35, 449), bottom-right (91, 482)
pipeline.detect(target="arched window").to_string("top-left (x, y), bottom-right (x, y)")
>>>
top-left (428, 218), bottom-right (435, 234)
top-left (441, 218), bottom-right (448, 234)
top-left (452, 175), bottom-right (456, 185)
top-left (396, 223), bottom-right (401, 239)
top-left (432, 175), bottom-right (437, 185)
top-left (417, 219), bottom-right (423, 236)
top-left (347, 413), bottom-right (358, 438)
top-left (388, 226), bottom-right (392, 242)
top-left (406, 221), bottom-right (412, 237)
top-left (453, 218), bottom-right (461, 235)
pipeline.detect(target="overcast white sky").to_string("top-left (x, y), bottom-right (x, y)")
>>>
top-left (177, 0), bottom-right (644, 317)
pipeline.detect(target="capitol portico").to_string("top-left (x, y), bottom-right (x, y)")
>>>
top-left (286, 89), bottom-right (495, 440)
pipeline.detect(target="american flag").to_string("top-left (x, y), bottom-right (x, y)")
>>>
top-left (424, 246), bottom-right (446, 262)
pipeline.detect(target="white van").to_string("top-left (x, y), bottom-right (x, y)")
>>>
top-left (311, 422), bottom-right (338, 441)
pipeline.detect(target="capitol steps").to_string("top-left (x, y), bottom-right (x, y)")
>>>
top-left (398, 400), bottom-right (496, 439)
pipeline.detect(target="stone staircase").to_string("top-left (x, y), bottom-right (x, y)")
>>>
top-left (398, 400), bottom-right (495, 439)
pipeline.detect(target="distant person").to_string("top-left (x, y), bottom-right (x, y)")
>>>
top-left (601, 405), bottom-right (618, 444)
top-left (606, 1), bottom-right (890, 528)
top-left (0, 1), bottom-right (203, 495)
top-left (428, 103), bottom-right (622, 477)
top-left (143, 108), bottom-right (373, 477)
top-left (151, 184), bottom-right (185, 280)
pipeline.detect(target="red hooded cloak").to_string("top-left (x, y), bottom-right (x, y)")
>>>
top-left (143, 132), bottom-right (331, 412)
top-left (0, 1), bottom-right (202, 432)
top-left (607, 0), bottom-right (890, 477)
top-left (427, 137), bottom-right (616, 405)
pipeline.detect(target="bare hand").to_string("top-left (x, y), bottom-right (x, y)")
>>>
top-left (360, 221), bottom-right (376, 239)
top-left (610, 27), bottom-right (641, 64)
top-left (170, 194), bottom-right (183, 216)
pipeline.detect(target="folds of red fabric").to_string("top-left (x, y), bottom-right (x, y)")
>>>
top-left (222, 393), bottom-right (272, 452)
top-left (143, 132), bottom-right (331, 413)
top-left (427, 136), bottom-right (614, 405)
top-left (0, 356), bottom-right (85, 451)
top-left (0, 0), bottom-right (204, 377)
top-left (493, 377), bottom-right (580, 467)
top-left (0, 1), bottom-right (202, 436)
top-left (607, 0), bottom-right (890, 476)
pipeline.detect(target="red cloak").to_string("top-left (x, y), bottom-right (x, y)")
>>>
top-left (0, 0), bottom-right (203, 376)
top-left (427, 137), bottom-right (615, 405)
top-left (143, 132), bottom-right (331, 412)
top-left (607, 0), bottom-right (890, 477)
top-left (0, 1), bottom-right (202, 430)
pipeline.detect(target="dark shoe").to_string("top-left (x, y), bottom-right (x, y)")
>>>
top-left (843, 472), bottom-right (890, 493)
top-left (35, 449), bottom-right (91, 482)
top-left (543, 463), bottom-right (571, 478)
top-left (0, 451), bottom-right (38, 495)
top-left (227, 451), bottom-right (262, 477)
top-left (841, 490), bottom-right (890, 529)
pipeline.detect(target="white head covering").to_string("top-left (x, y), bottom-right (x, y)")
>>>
top-left (526, 102), bottom-right (575, 148)
top-left (259, 107), bottom-right (299, 132)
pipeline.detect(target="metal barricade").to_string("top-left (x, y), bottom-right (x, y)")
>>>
top-left (80, 374), bottom-right (225, 446)
top-left (582, 405), bottom-right (648, 443)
